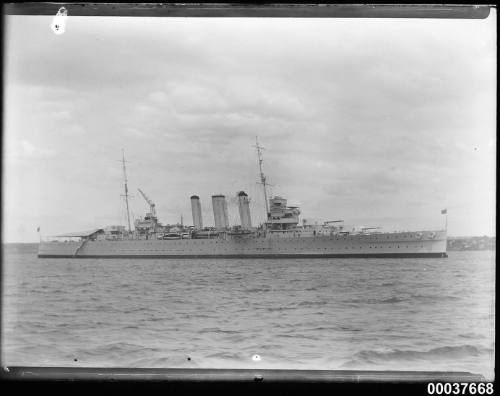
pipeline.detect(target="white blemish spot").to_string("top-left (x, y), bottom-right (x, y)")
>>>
top-left (51, 7), bottom-right (68, 35)
top-left (252, 354), bottom-right (261, 361)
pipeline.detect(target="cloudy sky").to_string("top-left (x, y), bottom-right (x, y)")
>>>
top-left (3, 12), bottom-right (496, 242)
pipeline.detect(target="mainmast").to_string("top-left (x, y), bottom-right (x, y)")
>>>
top-left (121, 149), bottom-right (132, 232)
top-left (255, 137), bottom-right (270, 220)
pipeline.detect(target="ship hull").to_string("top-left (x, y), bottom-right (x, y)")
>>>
top-left (38, 253), bottom-right (447, 258)
top-left (38, 230), bottom-right (447, 259)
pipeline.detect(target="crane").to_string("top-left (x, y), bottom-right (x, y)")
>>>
top-left (137, 188), bottom-right (156, 218)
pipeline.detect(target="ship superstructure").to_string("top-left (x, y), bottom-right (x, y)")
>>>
top-left (38, 142), bottom-right (448, 259)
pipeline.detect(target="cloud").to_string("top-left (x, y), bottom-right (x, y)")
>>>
top-left (3, 14), bottom-right (496, 241)
top-left (5, 139), bottom-right (55, 162)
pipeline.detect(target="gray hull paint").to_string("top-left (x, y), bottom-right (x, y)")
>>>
top-left (38, 230), bottom-right (447, 259)
top-left (38, 253), bottom-right (448, 259)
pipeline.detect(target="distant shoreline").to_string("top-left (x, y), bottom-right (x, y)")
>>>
top-left (447, 236), bottom-right (496, 251)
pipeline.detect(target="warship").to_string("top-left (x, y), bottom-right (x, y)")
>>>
top-left (38, 139), bottom-right (448, 259)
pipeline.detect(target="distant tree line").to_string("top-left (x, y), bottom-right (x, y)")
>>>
top-left (447, 236), bottom-right (496, 251)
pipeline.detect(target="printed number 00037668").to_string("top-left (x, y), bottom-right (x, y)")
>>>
top-left (427, 383), bottom-right (493, 395)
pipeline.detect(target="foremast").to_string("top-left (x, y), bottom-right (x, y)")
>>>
top-left (121, 149), bottom-right (132, 233)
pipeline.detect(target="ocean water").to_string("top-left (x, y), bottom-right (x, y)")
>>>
top-left (1, 244), bottom-right (495, 380)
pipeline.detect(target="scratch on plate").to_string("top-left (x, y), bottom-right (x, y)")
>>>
top-left (51, 7), bottom-right (68, 35)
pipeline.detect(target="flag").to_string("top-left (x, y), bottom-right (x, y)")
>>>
top-left (441, 209), bottom-right (447, 214)
top-left (36, 226), bottom-right (40, 232)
